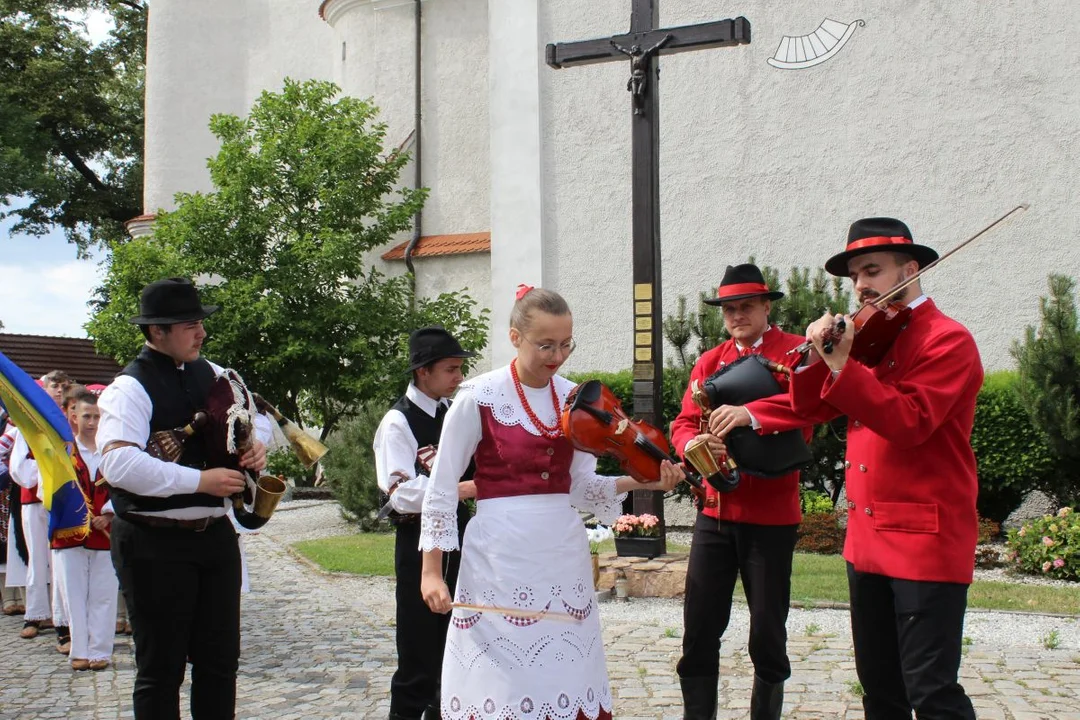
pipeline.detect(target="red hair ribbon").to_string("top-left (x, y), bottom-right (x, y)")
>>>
top-left (515, 284), bottom-right (535, 301)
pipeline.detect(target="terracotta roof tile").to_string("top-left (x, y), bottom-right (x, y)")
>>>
top-left (382, 232), bottom-right (491, 261)
top-left (0, 334), bottom-right (123, 387)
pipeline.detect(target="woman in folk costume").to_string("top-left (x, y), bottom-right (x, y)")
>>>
top-left (420, 286), bottom-right (682, 720)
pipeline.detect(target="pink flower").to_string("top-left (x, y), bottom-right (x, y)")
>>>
top-left (1058, 507), bottom-right (1072, 518)
top-left (1053, 558), bottom-right (1066, 569)
top-left (1043, 536), bottom-right (1055, 547)
top-left (1018, 527), bottom-right (1027, 537)
top-left (1043, 561), bottom-right (1052, 573)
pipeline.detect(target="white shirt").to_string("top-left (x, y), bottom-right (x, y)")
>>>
top-left (9, 429), bottom-right (47, 500)
top-left (97, 356), bottom-right (273, 519)
top-left (373, 383), bottom-right (448, 515)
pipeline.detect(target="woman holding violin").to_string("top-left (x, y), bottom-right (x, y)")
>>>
top-left (793, 217), bottom-right (983, 720)
top-left (419, 286), bottom-right (681, 720)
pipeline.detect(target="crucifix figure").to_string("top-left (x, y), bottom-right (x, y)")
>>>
top-left (547, 2), bottom-right (751, 553)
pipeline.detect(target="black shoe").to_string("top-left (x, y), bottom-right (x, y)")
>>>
top-left (56, 625), bottom-right (71, 642)
top-left (680, 675), bottom-right (718, 720)
top-left (750, 675), bottom-right (784, 720)
top-left (422, 705), bottom-right (440, 720)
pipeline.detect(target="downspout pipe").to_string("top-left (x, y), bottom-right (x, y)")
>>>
top-left (404, 0), bottom-right (422, 288)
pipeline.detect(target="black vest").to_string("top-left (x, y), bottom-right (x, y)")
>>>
top-left (389, 394), bottom-right (472, 524)
top-left (110, 346), bottom-right (222, 515)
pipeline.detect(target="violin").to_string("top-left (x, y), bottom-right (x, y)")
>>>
top-left (560, 380), bottom-right (703, 490)
top-left (790, 204), bottom-right (1028, 367)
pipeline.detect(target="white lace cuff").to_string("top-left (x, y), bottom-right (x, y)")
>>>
top-left (420, 509), bottom-right (460, 552)
top-left (571, 475), bottom-right (627, 526)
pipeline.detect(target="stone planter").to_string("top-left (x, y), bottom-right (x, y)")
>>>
top-left (614, 535), bottom-right (663, 559)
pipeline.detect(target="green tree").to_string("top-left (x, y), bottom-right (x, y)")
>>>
top-left (1, 1), bottom-right (146, 253)
top-left (88, 78), bottom-right (489, 441)
top-left (1013, 274), bottom-right (1080, 504)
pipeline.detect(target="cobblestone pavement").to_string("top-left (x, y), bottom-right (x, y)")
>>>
top-left (2, 502), bottom-right (1079, 719)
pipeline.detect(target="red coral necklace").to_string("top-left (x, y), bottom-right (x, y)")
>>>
top-left (510, 360), bottom-right (563, 439)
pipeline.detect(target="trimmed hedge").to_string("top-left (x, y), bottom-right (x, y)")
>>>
top-left (971, 371), bottom-right (1056, 523)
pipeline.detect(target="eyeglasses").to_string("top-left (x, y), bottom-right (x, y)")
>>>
top-left (524, 336), bottom-right (577, 357)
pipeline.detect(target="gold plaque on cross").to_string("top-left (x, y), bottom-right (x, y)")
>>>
top-left (635, 317), bottom-right (652, 330)
top-left (634, 283), bottom-right (652, 301)
top-left (635, 301), bottom-right (651, 315)
top-left (635, 347), bottom-right (652, 361)
top-left (635, 332), bottom-right (650, 346)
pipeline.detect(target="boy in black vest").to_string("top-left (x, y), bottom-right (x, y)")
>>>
top-left (374, 327), bottom-right (476, 720)
top-left (98, 278), bottom-right (271, 719)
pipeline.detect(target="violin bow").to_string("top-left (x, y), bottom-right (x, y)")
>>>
top-left (789, 203), bottom-right (1029, 356)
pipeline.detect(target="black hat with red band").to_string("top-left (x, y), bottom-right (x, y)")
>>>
top-left (703, 264), bottom-right (784, 306)
top-left (825, 217), bottom-right (939, 277)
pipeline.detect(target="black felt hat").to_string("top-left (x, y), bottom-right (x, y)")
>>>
top-left (128, 278), bottom-right (219, 325)
top-left (405, 327), bottom-right (477, 372)
top-left (702, 264), bottom-right (784, 306)
top-left (824, 217), bottom-right (939, 277)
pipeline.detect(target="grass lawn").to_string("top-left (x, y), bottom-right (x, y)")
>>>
top-left (293, 534), bottom-right (1080, 615)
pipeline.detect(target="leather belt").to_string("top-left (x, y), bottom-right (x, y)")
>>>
top-left (123, 514), bottom-right (226, 532)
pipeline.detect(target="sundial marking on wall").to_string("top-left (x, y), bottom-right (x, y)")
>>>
top-left (767, 18), bottom-right (864, 70)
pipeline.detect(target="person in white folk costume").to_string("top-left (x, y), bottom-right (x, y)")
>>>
top-left (420, 286), bottom-right (683, 720)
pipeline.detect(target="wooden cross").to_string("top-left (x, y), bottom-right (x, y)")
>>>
top-left (547, 3), bottom-right (751, 552)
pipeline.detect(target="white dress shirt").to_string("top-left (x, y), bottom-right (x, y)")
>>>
top-left (97, 356), bottom-right (273, 519)
top-left (373, 383), bottom-right (448, 515)
top-left (10, 429), bottom-right (45, 500)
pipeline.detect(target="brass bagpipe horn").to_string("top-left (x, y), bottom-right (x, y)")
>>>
top-left (252, 394), bottom-right (329, 469)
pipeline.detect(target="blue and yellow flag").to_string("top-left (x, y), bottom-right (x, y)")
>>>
top-left (0, 351), bottom-right (89, 540)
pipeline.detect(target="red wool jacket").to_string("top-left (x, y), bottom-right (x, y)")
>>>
top-left (671, 327), bottom-right (815, 525)
top-left (790, 299), bottom-right (982, 583)
top-left (51, 448), bottom-right (111, 551)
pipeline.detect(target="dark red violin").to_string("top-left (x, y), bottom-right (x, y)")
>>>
top-left (560, 380), bottom-right (702, 489)
top-left (790, 204), bottom-right (1028, 367)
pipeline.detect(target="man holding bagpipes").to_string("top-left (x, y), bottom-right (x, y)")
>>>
top-left (98, 278), bottom-right (274, 719)
top-left (670, 264), bottom-right (818, 720)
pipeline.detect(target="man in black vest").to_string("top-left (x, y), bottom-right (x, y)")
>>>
top-left (375, 327), bottom-right (477, 720)
top-left (98, 278), bottom-right (270, 720)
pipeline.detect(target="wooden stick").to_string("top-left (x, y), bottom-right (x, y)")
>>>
top-left (451, 602), bottom-right (581, 623)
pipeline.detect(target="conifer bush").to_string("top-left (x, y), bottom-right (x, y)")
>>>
top-left (321, 401), bottom-right (388, 530)
top-left (1012, 274), bottom-right (1080, 505)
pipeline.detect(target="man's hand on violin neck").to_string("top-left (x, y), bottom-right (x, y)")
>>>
top-left (692, 433), bottom-right (727, 459)
top-left (806, 312), bottom-right (854, 372)
top-left (708, 405), bottom-right (751, 438)
top-left (198, 468), bottom-right (247, 497)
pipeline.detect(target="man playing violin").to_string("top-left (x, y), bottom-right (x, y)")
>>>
top-left (793, 218), bottom-right (982, 719)
top-left (670, 264), bottom-right (817, 720)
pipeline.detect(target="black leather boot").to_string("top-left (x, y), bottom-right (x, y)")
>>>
top-left (680, 675), bottom-right (718, 720)
top-left (750, 675), bottom-right (784, 720)
top-left (422, 705), bottom-right (441, 720)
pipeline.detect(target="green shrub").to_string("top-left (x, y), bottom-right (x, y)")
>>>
top-left (1013, 275), bottom-right (1080, 505)
top-left (265, 448), bottom-right (309, 487)
top-left (801, 488), bottom-right (834, 515)
top-left (796, 512), bottom-right (846, 554)
top-left (321, 401), bottom-right (389, 531)
top-left (971, 371), bottom-right (1056, 522)
top-left (1006, 507), bottom-right (1080, 581)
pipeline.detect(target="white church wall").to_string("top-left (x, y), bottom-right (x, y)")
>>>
top-left (413, 253), bottom-right (494, 375)
top-left (540, 0), bottom-right (1079, 374)
top-left (145, 0), bottom-right (333, 213)
top-left (144, 0), bottom-right (251, 212)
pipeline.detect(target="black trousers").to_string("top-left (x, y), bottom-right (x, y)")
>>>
top-left (390, 519), bottom-right (462, 719)
top-left (677, 513), bottom-right (799, 684)
top-left (111, 515), bottom-right (241, 720)
top-left (847, 564), bottom-right (976, 720)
